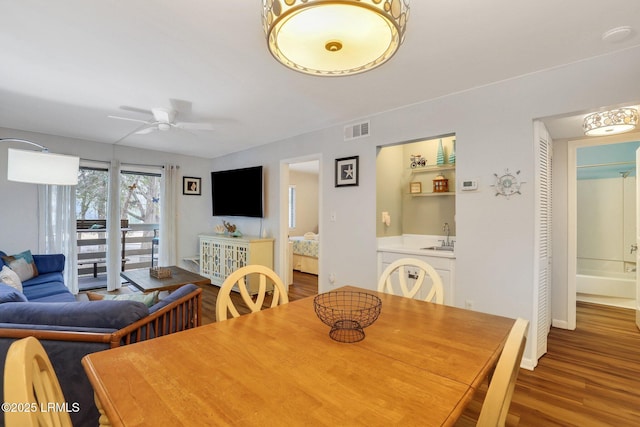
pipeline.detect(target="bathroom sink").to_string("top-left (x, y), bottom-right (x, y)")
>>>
top-left (421, 246), bottom-right (454, 252)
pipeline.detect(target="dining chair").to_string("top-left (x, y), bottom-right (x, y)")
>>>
top-left (216, 264), bottom-right (289, 321)
top-left (377, 257), bottom-right (444, 304)
top-left (3, 336), bottom-right (73, 427)
top-left (476, 317), bottom-right (529, 427)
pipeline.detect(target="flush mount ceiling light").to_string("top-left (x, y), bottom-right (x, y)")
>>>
top-left (262, 0), bottom-right (410, 76)
top-left (583, 108), bottom-right (639, 136)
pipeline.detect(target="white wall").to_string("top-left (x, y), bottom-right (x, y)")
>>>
top-left (0, 128), bottom-right (214, 264)
top-left (577, 177), bottom-right (635, 272)
top-left (289, 169), bottom-right (319, 235)
top-left (376, 144), bottom-right (403, 237)
top-left (210, 46), bottom-right (640, 368)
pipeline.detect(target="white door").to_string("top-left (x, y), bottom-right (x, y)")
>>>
top-left (636, 148), bottom-right (640, 329)
top-left (534, 121), bottom-right (552, 361)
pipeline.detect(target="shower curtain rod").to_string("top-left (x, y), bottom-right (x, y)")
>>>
top-left (576, 161), bottom-right (635, 169)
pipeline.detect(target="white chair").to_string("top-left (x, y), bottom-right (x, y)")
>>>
top-left (3, 336), bottom-right (73, 427)
top-left (476, 317), bottom-right (529, 427)
top-left (377, 257), bottom-right (444, 304)
top-left (216, 264), bottom-right (289, 321)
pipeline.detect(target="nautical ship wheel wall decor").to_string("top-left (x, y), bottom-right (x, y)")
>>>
top-left (492, 169), bottom-right (524, 199)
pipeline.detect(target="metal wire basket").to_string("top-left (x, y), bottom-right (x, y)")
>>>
top-left (313, 291), bottom-right (382, 343)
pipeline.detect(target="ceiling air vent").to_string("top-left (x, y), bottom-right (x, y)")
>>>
top-left (344, 120), bottom-right (370, 141)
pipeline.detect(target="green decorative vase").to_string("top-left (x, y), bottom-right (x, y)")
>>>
top-left (436, 139), bottom-right (445, 166)
top-left (448, 139), bottom-right (456, 164)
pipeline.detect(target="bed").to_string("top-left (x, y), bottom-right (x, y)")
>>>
top-left (289, 233), bottom-right (319, 275)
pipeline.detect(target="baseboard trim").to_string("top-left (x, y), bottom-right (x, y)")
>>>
top-left (552, 318), bottom-right (569, 329)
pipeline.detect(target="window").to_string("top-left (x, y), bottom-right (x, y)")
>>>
top-left (76, 166), bottom-right (109, 221)
top-left (288, 185), bottom-right (296, 229)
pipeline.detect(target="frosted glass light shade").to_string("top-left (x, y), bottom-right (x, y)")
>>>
top-left (262, 0), bottom-right (409, 76)
top-left (7, 148), bottom-right (79, 185)
top-left (583, 108), bottom-right (638, 136)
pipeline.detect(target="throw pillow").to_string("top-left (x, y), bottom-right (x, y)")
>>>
top-left (0, 265), bottom-right (23, 292)
top-left (1, 250), bottom-right (38, 282)
top-left (87, 291), bottom-right (159, 308)
top-left (0, 283), bottom-right (28, 303)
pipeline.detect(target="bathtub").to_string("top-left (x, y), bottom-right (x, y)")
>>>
top-left (576, 270), bottom-right (636, 299)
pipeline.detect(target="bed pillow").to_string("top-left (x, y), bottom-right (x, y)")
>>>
top-left (87, 291), bottom-right (160, 308)
top-left (0, 265), bottom-right (23, 292)
top-left (1, 250), bottom-right (38, 282)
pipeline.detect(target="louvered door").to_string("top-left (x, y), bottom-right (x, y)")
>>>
top-left (534, 121), bottom-right (553, 360)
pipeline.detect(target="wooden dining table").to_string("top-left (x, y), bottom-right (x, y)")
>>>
top-left (82, 285), bottom-right (515, 426)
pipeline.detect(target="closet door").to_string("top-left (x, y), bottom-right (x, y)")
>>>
top-left (534, 120), bottom-right (553, 361)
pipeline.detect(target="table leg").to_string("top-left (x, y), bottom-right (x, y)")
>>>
top-left (94, 392), bottom-right (112, 426)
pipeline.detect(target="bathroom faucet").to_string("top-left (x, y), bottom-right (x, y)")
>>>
top-left (443, 223), bottom-right (450, 247)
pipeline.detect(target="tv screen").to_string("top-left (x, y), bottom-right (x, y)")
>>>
top-left (211, 166), bottom-right (263, 218)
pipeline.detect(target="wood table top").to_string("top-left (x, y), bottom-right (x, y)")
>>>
top-left (119, 266), bottom-right (211, 292)
top-left (82, 286), bottom-right (514, 426)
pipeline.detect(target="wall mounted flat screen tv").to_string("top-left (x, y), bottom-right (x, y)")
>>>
top-left (211, 166), bottom-right (263, 218)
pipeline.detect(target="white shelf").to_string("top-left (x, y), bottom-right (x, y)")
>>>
top-left (410, 165), bottom-right (456, 174)
top-left (411, 192), bottom-right (456, 197)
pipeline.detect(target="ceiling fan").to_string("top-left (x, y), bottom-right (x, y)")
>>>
top-left (108, 107), bottom-right (215, 136)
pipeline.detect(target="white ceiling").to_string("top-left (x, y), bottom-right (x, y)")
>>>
top-left (1, 1), bottom-right (639, 159)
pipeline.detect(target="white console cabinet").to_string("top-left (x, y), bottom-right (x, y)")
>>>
top-left (199, 234), bottom-right (274, 294)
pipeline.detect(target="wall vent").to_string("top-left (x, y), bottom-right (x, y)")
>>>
top-left (344, 120), bottom-right (370, 141)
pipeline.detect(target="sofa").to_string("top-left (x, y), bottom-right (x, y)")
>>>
top-left (0, 251), bottom-right (203, 426)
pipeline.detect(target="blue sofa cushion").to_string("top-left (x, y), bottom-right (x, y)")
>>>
top-left (0, 283), bottom-right (28, 303)
top-left (0, 300), bottom-right (149, 329)
top-left (32, 254), bottom-right (65, 275)
top-left (149, 283), bottom-right (199, 314)
top-left (21, 273), bottom-right (75, 302)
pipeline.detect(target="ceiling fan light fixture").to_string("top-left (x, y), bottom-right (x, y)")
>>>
top-left (583, 108), bottom-right (638, 136)
top-left (262, 0), bottom-right (409, 76)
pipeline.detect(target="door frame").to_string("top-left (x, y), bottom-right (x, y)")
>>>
top-left (567, 131), bottom-right (640, 329)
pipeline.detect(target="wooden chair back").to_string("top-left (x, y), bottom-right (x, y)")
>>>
top-left (377, 257), bottom-right (444, 304)
top-left (477, 317), bottom-right (529, 427)
top-left (216, 264), bottom-right (289, 321)
top-left (3, 336), bottom-right (73, 427)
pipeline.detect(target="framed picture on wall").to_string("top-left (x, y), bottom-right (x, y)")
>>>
top-left (335, 156), bottom-right (359, 187)
top-left (409, 181), bottom-right (422, 194)
top-left (183, 176), bottom-right (201, 195)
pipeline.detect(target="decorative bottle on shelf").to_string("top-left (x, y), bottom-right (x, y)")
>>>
top-left (436, 139), bottom-right (445, 166)
top-left (448, 139), bottom-right (456, 164)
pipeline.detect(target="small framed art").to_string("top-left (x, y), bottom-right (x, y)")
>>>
top-left (409, 181), bottom-right (422, 194)
top-left (335, 156), bottom-right (359, 187)
top-left (183, 176), bottom-right (201, 195)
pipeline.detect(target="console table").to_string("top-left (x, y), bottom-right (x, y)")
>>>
top-left (199, 234), bottom-right (274, 294)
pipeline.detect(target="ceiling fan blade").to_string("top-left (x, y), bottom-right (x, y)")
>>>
top-left (135, 125), bottom-right (159, 135)
top-left (108, 115), bottom-right (150, 124)
top-left (174, 122), bottom-right (215, 131)
top-left (113, 123), bottom-right (152, 145)
top-left (119, 105), bottom-right (153, 116)
top-left (169, 99), bottom-right (192, 115)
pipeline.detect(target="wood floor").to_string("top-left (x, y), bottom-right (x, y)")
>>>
top-left (458, 302), bottom-right (640, 426)
top-left (193, 278), bottom-right (640, 425)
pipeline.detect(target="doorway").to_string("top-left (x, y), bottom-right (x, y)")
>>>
top-left (279, 156), bottom-right (321, 295)
top-left (567, 131), bottom-right (640, 326)
top-left (76, 161), bottom-right (163, 291)
top-left (575, 142), bottom-right (638, 309)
